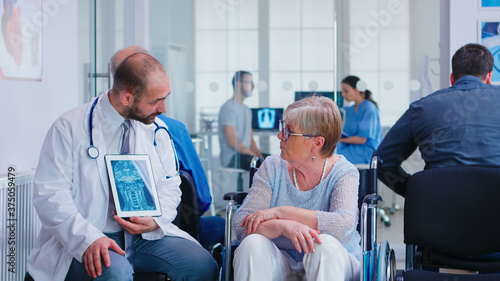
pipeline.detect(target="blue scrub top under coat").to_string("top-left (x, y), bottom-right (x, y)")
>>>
top-left (337, 100), bottom-right (382, 164)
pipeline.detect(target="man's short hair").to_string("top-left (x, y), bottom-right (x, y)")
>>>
top-left (232, 70), bottom-right (252, 91)
top-left (452, 43), bottom-right (494, 81)
top-left (112, 53), bottom-right (165, 101)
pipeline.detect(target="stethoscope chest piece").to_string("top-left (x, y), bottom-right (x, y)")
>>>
top-left (87, 97), bottom-right (100, 159)
top-left (88, 145), bottom-right (99, 159)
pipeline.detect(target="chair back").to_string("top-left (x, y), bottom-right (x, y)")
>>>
top-left (359, 157), bottom-right (385, 280)
top-left (404, 165), bottom-right (500, 256)
top-left (357, 157), bottom-right (381, 232)
top-left (357, 157), bottom-right (381, 207)
top-left (173, 170), bottom-right (201, 240)
top-left (249, 156), bottom-right (264, 187)
top-left (358, 168), bottom-right (378, 209)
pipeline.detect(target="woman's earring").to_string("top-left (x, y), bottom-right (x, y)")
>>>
top-left (312, 155), bottom-right (316, 162)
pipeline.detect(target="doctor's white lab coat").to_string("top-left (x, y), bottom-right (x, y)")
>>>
top-left (27, 95), bottom-right (197, 281)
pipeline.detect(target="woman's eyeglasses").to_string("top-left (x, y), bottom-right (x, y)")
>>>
top-left (279, 120), bottom-right (316, 141)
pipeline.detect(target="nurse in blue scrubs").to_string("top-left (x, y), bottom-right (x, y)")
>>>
top-left (337, 76), bottom-right (382, 164)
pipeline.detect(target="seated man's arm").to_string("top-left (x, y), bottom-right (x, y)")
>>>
top-left (158, 116), bottom-right (212, 213)
top-left (373, 110), bottom-right (417, 197)
top-left (144, 121), bottom-right (183, 239)
top-left (222, 125), bottom-right (257, 156)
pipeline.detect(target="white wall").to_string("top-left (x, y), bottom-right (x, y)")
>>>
top-left (409, 0), bottom-right (440, 100)
top-left (442, 0), bottom-right (500, 87)
top-left (348, 0), bottom-right (410, 127)
top-left (0, 0), bottom-right (78, 176)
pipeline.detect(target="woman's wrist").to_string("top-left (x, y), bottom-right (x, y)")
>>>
top-left (276, 206), bottom-right (289, 219)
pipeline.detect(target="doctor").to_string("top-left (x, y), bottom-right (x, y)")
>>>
top-left (27, 53), bottom-right (218, 280)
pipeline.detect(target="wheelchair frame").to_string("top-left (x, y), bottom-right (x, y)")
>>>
top-left (222, 156), bottom-right (394, 281)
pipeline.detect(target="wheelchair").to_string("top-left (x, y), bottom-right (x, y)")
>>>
top-left (222, 156), bottom-right (263, 281)
top-left (359, 157), bottom-right (396, 281)
top-left (221, 156), bottom-right (394, 281)
top-left (390, 165), bottom-right (500, 281)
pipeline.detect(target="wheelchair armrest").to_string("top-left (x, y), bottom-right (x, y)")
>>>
top-left (223, 192), bottom-right (248, 205)
top-left (363, 194), bottom-right (383, 205)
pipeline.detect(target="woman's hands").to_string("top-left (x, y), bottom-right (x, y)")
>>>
top-left (280, 220), bottom-right (322, 254)
top-left (241, 207), bottom-right (281, 234)
top-left (241, 208), bottom-right (322, 254)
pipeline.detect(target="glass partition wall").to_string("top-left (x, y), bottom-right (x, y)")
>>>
top-left (78, 0), bottom-right (440, 212)
top-left (193, 0), bottom-right (339, 207)
top-left (78, 0), bottom-right (339, 211)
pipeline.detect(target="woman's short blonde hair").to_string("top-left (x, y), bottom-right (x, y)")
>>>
top-left (283, 96), bottom-right (342, 157)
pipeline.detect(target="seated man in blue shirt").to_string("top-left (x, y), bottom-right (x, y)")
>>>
top-left (157, 114), bottom-right (225, 247)
top-left (373, 43), bottom-right (500, 197)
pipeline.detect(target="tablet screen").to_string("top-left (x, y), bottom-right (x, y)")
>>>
top-left (105, 154), bottom-right (162, 218)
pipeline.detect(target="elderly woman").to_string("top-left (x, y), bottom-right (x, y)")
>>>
top-left (233, 96), bottom-right (360, 280)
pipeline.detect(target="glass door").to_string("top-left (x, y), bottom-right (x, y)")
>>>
top-left (78, 0), bottom-right (340, 211)
top-left (78, 0), bottom-right (144, 104)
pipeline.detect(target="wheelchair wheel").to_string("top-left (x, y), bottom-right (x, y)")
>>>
top-left (377, 240), bottom-right (396, 281)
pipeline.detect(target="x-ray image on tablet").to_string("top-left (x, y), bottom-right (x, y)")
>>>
top-left (105, 155), bottom-right (162, 218)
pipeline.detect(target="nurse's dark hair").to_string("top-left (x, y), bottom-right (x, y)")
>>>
top-left (452, 43), bottom-right (493, 81)
top-left (342, 75), bottom-right (378, 108)
top-left (283, 96), bottom-right (342, 157)
top-left (112, 53), bottom-right (166, 101)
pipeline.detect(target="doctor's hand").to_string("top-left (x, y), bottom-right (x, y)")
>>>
top-left (84, 237), bottom-right (125, 278)
top-left (114, 214), bottom-right (160, 234)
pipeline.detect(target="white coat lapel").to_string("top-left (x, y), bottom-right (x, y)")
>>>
top-left (133, 121), bottom-right (155, 157)
top-left (90, 104), bottom-right (111, 195)
top-left (133, 121), bottom-right (165, 181)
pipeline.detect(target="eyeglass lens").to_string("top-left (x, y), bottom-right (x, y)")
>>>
top-left (279, 120), bottom-right (289, 141)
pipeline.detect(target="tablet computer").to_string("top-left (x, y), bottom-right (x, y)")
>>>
top-left (104, 154), bottom-right (162, 218)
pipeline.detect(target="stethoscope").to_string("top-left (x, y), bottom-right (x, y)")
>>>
top-left (87, 97), bottom-right (180, 179)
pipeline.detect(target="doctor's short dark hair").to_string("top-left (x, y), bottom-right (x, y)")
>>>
top-left (283, 96), bottom-right (342, 157)
top-left (452, 43), bottom-right (494, 81)
top-left (112, 53), bottom-right (165, 101)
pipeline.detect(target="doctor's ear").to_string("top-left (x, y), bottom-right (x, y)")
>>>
top-left (120, 91), bottom-right (135, 106)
